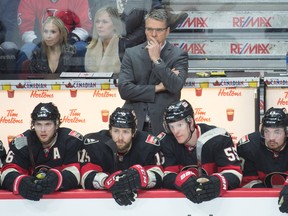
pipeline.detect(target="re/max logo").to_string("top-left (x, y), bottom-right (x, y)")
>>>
top-left (230, 43), bottom-right (270, 54)
top-left (174, 43), bottom-right (206, 54)
top-left (233, 16), bottom-right (272, 28)
top-left (182, 17), bottom-right (208, 28)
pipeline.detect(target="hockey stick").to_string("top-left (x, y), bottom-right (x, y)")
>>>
top-left (196, 127), bottom-right (227, 177)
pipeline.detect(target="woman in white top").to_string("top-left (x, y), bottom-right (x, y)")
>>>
top-left (85, 7), bottom-right (123, 73)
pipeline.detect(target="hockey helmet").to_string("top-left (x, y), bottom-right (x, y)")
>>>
top-left (109, 107), bottom-right (137, 132)
top-left (31, 102), bottom-right (61, 121)
top-left (163, 100), bottom-right (194, 132)
top-left (262, 107), bottom-right (288, 128)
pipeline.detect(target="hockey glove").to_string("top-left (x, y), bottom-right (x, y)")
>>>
top-left (175, 170), bottom-right (202, 204)
top-left (279, 180), bottom-right (288, 213)
top-left (36, 168), bottom-right (63, 194)
top-left (104, 171), bottom-right (136, 206)
top-left (112, 190), bottom-right (137, 206)
top-left (196, 174), bottom-right (228, 202)
top-left (116, 164), bottom-right (149, 192)
top-left (13, 175), bottom-right (43, 201)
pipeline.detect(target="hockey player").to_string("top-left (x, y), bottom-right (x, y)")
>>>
top-left (81, 107), bottom-right (163, 206)
top-left (17, 0), bottom-right (92, 59)
top-left (159, 99), bottom-right (242, 204)
top-left (1, 102), bottom-right (84, 201)
top-left (237, 107), bottom-right (288, 213)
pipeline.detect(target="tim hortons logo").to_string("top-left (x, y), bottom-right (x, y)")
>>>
top-left (62, 109), bottom-right (86, 123)
top-left (30, 90), bottom-right (54, 98)
top-left (218, 88), bottom-right (242, 96)
top-left (93, 90), bottom-right (116, 97)
top-left (0, 109), bottom-right (23, 123)
top-left (276, 91), bottom-right (288, 106)
top-left (194, 108), bottom-right (211, 122)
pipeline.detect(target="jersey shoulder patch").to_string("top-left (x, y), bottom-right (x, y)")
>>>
top-left (238, 135), bottom-right (250, 146)
top-left (156, 132), bottom-right (166, 140)
top-left (145, 134), bottom-right (160, 146)
top-left (69, 130), bottom-right (83, 141)
top-left (14, 136), bottom-right (28, 150)
top-left (84, 138), bottom-right (100, 145)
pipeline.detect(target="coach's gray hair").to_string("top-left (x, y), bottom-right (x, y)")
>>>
top-left (144, 9), bottom-right (169, 27)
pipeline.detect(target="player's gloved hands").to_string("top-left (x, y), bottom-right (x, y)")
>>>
top-left (175, 170), bottom-right (202, 203)
top-left (104, 171), bottom-right (136, 206)
top-left (116, 164), bottom-right (149, 192)
top-left (196, 174), bottom-right (228, 202)
top-left (36, 168), bottom-right (63, 194)
top-left (279, 183), bottom-right (288, 213)
top-left (112, 189), bottom-right (137, 206)
top-left (13, 175), bottom-right (43, 201)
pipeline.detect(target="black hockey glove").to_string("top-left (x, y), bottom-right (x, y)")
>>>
top-left (175, 170), bottom-right (202, 204)
top-left (279, 184), bottom-right (288, 213)
top-left (104, 171), bottom-right (136, 206)
top-left (112, 190), bottom-right (137, 206)
top-left (36, 168), bottom-right (63, 194)
top-left (68, 33), bottom-right (80, 45)
top-left (13, 175), bottom-right (43, 201)
top-left (116, 164), bottom-right (149, 192)
top-left (196, 174), bottom-right (227, 202)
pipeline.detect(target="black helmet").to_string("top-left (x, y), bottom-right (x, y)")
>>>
top-left (31, 102), bottom-right (61, 121)
top-left (109, 107), bottom-right (136, 132)
top-left (163, 100), bottom-right (194, 133)
top-left (262, 107), bottom-right (288, 128)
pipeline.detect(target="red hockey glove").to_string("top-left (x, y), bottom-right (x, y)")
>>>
top-left (196, 173), bottom-right (227, 202)
top-left (13, 175), bottom-right (43, 201)
top-left (104, 171), bottom-right (122, 191)
top-left (116, 164), bottom-right (149, 192)
top-left (36, 168), bottom-right (63, 194)
top-left (279, 178), bottom-right (288, 213)
top-left (175, 170), bottom-right (202, 203)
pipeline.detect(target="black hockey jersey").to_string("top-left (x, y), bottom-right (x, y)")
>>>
top-left (1, 128), bottom-right (84, 191)
top-left (159, 123), bottom-right (242, 189)
top-left (237, 131), bottom-right (288, 188)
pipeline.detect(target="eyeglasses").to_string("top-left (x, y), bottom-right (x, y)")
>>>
top-left (145, 27), bottom-right (168, 33)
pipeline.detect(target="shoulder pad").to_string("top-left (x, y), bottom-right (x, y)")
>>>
top-left (145, 134), bottom-right (160, 146)
top-left (14, 137), bottom-right (28, 150)
top-left (68, 130), bottom-right (83, 141)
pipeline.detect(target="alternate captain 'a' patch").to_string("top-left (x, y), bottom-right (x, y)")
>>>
top-left (237, 135), bottom-right (250, 146)
top-left (69, 130), bottom-right (83, 141)
top-left (145, 135), bottom-right (160, 146)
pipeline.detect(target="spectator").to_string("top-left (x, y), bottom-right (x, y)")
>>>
top-left (1, 102), bottom-right (84, 201)
top-left (0, 0), bottom-right (23, 73)
top-left (81, 107), bottom-right (163, 206)
top-left (85, 7), bottom-right (123, 73)
top-left (88, 0), bottom-right (152, 60)
top-left (237, 107), bottom-right (288, 213)
top-left (118, 8), bottom-right (188, 135)
top-left (29, 16), bottom-right (80, 73)
top-left (17, 0), bottom-right (92, 60)
top-left (160, 99), bottom-right (242, 203)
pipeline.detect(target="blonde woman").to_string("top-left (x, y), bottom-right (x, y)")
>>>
top-left (85, 7), bottom-right (123, 73)
top-left (29, 16), bottom-right (79, 73)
